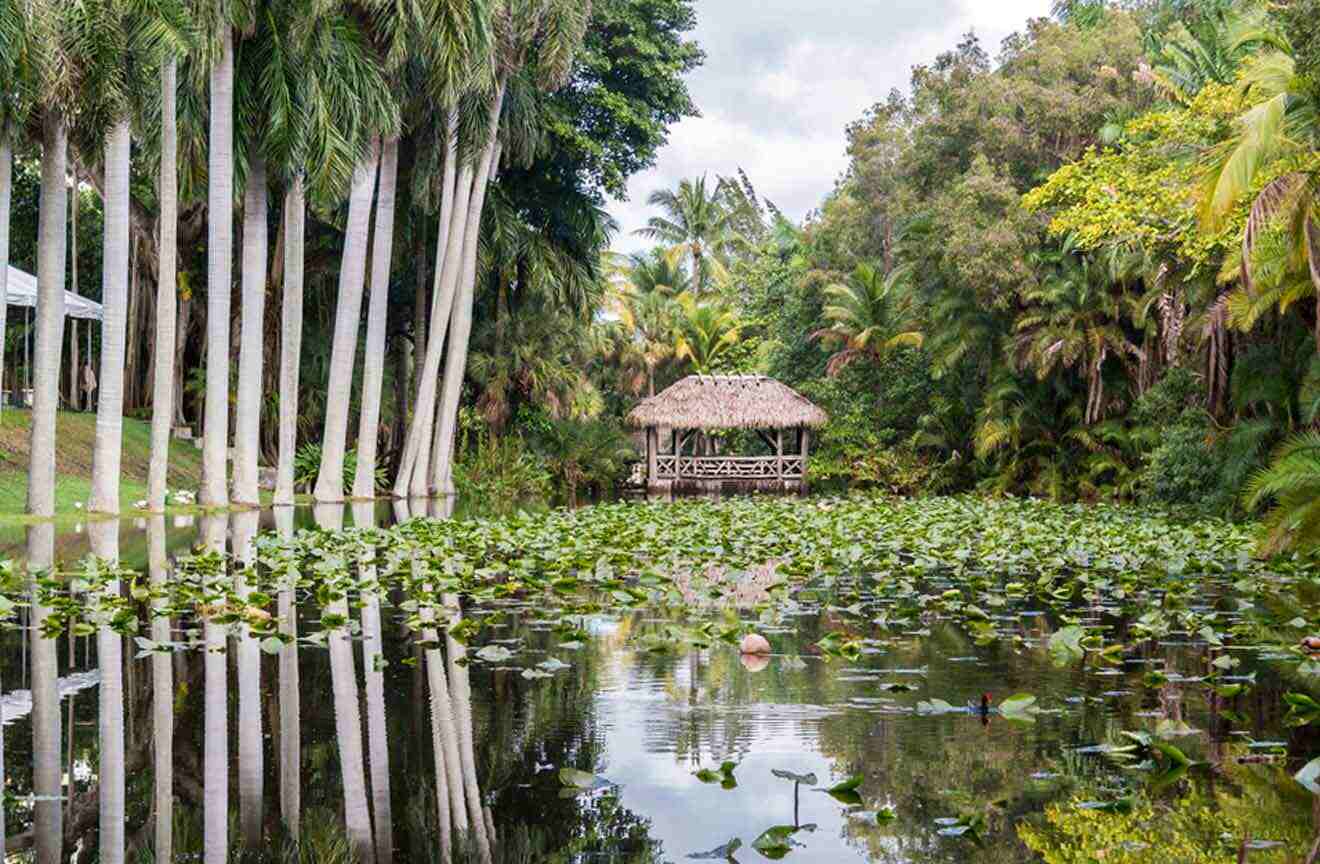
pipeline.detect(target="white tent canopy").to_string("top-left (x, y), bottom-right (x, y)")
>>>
top-left (3, 265), bottom-right (103, 321)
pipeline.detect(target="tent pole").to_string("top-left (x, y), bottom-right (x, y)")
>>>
top-left (24, 305), bottom-right (30, 397)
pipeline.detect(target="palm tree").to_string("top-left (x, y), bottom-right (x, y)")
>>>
top-left (1143, 3), bottom-right (1283, 102)
top-left (674, 293), bottom-right (741, 375)
top-left (812, 262), bottom-right (924, 377)
top-left (608, 262), bottom-right (682, 396)
top-left (276, 179), bottom-right (305, 506)
top-left (1202, 46), bottom-right (1319, 348)
top-left (26, 2), bottom-right (75, 523)
top-left (1013, 249), bottom-right (1143, 424)
top-left (147, 53), bottom-right (180, 511)
top-left (201, 18), bottom-right (235, 508)
top-left (232, 148), bottom-right (268, 505)
top-left (352, 137), bottom-right (400, 500)
top-left (0, 0), bottom-right (28, 425)
top-left (424, 0), bottom-right (594, 497)
top-left (636, 176), bottom-right (734, 293)
top-left (1244, 431), bottom-right (1320, 554)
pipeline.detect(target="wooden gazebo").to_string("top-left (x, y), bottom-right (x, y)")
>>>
top-left (627, 375), bottom-right (828, 494)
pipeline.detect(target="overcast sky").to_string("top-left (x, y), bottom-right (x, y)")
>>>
top-left (608, 0), bottom-right (1054, 254)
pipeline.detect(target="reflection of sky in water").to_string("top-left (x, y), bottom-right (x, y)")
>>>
top-left (592, 648), bottom-right (877, 862)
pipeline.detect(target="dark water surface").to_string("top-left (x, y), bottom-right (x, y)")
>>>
top-left (0, 499), bottom-right (1314, 862)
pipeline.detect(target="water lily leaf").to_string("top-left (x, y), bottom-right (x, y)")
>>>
top-left (997, 693), bottom-right (1038, 722)
top-left (558, 767), bottom-right (609, 790)
top-left (1285, 692), bottom-right (1320, 726)
top-left (771, 769), bottom-right (817, 785)
top-left (475, 645), bottom-right (515, 663)
top-left (1048, 626), bottom-right (1085, 665)
top-left (687, 838), bottom-right (742, 860)
top-left (916, 698), bottom-right (959, 715)
top-left (751, 825), bottom-right (800, 858)
top-left (827, 789), bottom-right (863, 806)
top-left (538, 657), bottom-right (571, 672)
top-left (825, 774), bottom-right (863, 794)
top-left (521, 668), bottom-right (553, 680)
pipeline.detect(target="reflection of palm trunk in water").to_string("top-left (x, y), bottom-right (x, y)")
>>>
top-left (28, 523), bottom-right (62, 864)
top-left (354, 502), bottom-right (394, 864)
top-left (88, 520), bottom-right (126, 864)
top-left (446, 597), bottom-right (493, 863)
top-left (312, 504), bottom-right (376, 863)
top-left (147, 516), bottom-right (174, 863)
top-left (404, 495), bottom-right (462, 863)
top-left (232, 510), bottom-right (264, 850)
top-left (275, 506), bottom-right (301, 838)
top-left (202, 514), bottom-right (229, 864)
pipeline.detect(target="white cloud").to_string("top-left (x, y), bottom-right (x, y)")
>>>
top-left (607, 0), bottom-right (1054, 254)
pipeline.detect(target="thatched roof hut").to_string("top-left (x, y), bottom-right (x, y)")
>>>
top-left (626, 374), bottom-right (828, 431)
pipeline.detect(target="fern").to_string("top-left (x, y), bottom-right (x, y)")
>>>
top-left (1243, 431), bottom-right (1320, 554)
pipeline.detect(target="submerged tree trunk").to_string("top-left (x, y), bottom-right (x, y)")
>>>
top-left (201, 27), bottom-right (235, 508)
top-left (275, 179), bottom-right (306, 505)
top-left (147, 516), bottom-right (174, 862)
top-left (353, 138), bottom-right (399, 500)
top-left (233, 156), bottom-right (268, 505)
top-left (89, 120), bottom-right (132, 514)
top-left (27, 111), bottom-right (69, 520)
top-left (148, 57), bottom-right (179, 512)
top-left (313, 143), bottom-right (380, 502)
top-left (446, 598), bottom-right (493, 862)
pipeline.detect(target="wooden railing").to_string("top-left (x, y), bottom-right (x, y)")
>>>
top-left (655, 455), bottom-right (804, 480)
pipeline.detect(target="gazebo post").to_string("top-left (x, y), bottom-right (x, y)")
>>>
top-left (775, 428), bottom-right (784, 486)
top-left (646, 425), bottom-right (658, 490)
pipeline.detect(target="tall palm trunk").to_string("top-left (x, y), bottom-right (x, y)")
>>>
top-left (431, 115), bottom-right (505, 496)
top-left (353, 138), bottom-right (399, 500)
top-left (202, 513), bottom-right (229, 864)
top-left (0, 132), bottom-right (10, 422)
top-left (147, 57), bottom-right (179, 511)
top-left (27, 112), bottom-right (68, 518)
top-left (147, 515), bottom-right (173, 862)
top-left (275, 179), bottom-right (306, 505)
top-left (313, 503), bottom-right (376, 861)
top-left (394, 111), bottom-right (460, 497)
top-left (89, 119), bottom-right (132, 514)
top-left (174, 291), bottom-right (191, 425)
top-left (354, 502), bottom-right (393, 862)
top-left (313, 144), bottom-right (380, 502)
top-left (233, 509), bottom-right (264, 849)
top-left (233, 156), bottom-right (268, 504)
top-left (90, 520), bottom-right (125, 864)
top-left (275, 506), bottom-right (301, 837)
top-left (201, 26), bottom-right (235, 507)
top-left (28, 522), bottom-right (61, 864)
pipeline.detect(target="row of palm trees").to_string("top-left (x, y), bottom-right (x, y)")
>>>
top-left (0, 0), bottom-right (593, 525)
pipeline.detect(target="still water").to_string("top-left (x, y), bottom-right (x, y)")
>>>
top-left (0, 499), bottom-right (1315, 862)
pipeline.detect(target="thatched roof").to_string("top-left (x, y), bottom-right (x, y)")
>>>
top-left (626, 375), bottom-right (828, 430)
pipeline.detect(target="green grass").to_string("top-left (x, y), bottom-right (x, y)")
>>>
top-left (0, 407), bottom-right (205, 520)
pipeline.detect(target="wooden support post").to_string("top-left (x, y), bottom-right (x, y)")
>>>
top-left (646, 426), bottom-right (658, 488)
top-left (776, 428), bottom-right (784, 484)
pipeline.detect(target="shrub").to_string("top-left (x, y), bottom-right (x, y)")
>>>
top-left (292, 444), bottom-right (385, 494)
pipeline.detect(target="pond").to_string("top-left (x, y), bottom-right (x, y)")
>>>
top-left (1, 495), bottom-right (1318, 862)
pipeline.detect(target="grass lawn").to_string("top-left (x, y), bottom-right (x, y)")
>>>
top-left (0, 407), bottom-right (205, 520)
